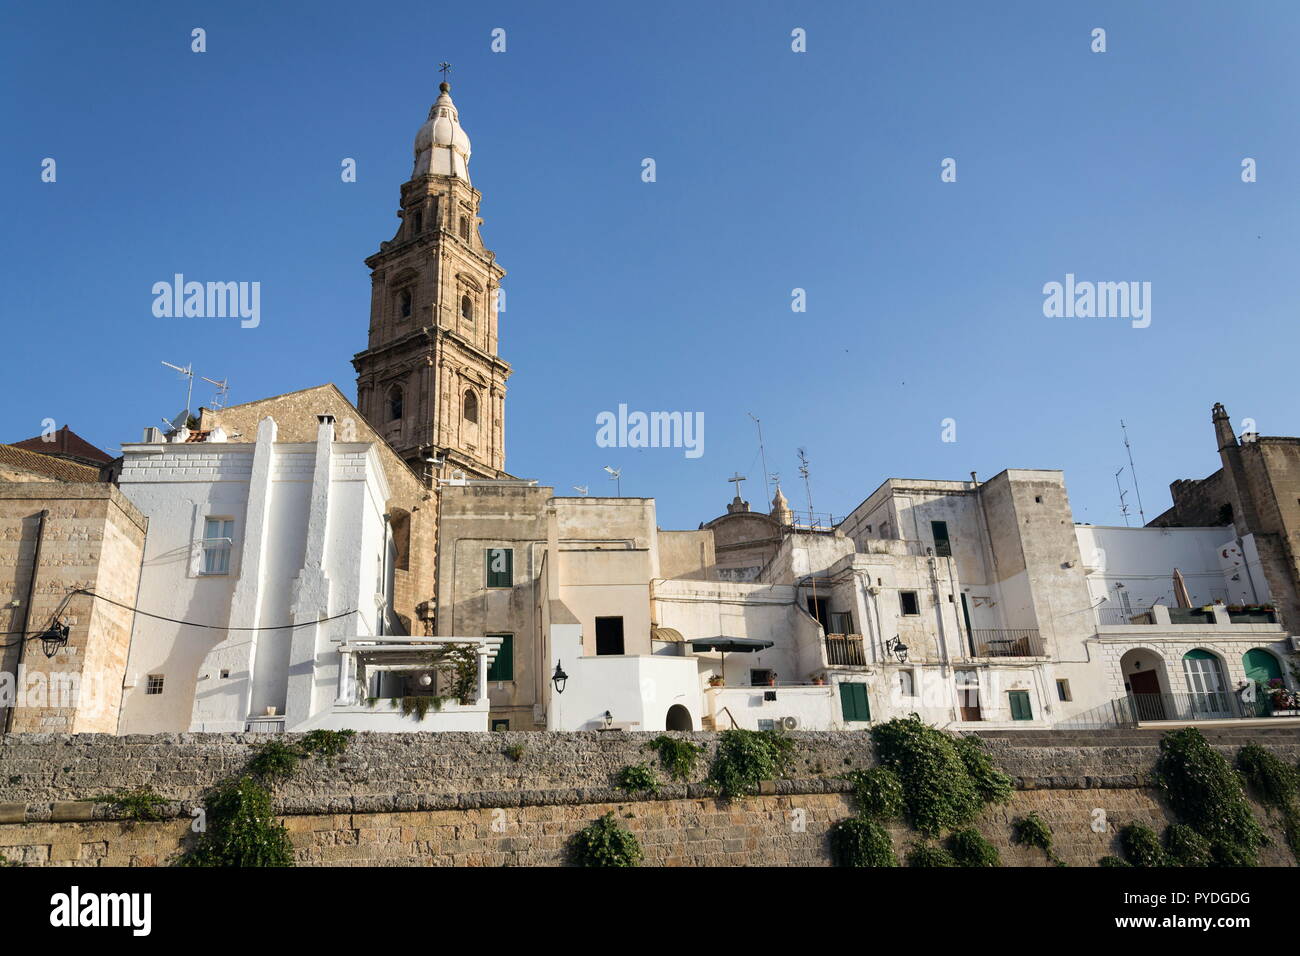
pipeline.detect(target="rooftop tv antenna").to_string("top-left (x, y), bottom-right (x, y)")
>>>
top-left (1114, 468), bottom-right (1131, 527)
top-left (1121, 420), bottom-right (1147, 525)
top-left (160, 361), bottom-right (195, 423)
top-left (797, 447), bottom-right (816, 528)
top-left (201, 376), bottom-right (230, 409)
top-left (603, 465), bottom-right (622, 497)
top-left (748, 413), bottom-right (771, 505)
top-left (572, 485), bottom-right (589, 497)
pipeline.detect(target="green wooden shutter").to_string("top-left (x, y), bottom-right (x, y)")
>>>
top-left (839, 683), bottom-right (870, 722)
top-left (486, 634), bottom-right (514, 681)
top-left (486, 548), bottom-right (513, 587)
top-left (1243, 649), bottom-right (1282, 684)
top-left (1009, 690), bottom-right (1032, 720)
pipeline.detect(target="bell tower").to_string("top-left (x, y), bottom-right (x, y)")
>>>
top-left (352, 79), bottom-right (510, 480)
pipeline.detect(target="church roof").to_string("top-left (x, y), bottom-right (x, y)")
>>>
top-left (413, 82), bottom-right (471, 181)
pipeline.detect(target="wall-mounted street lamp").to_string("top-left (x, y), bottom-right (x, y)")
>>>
top-left (885, 636), bottom-right (909, 664)
top-left (603, 710), bottom-right (613, 729)
top-left (551, 661), bottom-right (569, 695)
top-left (38, 622), bottom-right (69, 659)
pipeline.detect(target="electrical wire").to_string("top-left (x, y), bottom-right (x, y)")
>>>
top-left (0, 587), bottom-right (356, 643)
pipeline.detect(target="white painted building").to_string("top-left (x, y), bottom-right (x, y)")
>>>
top-left (115, 414), bottom-right (498, 733)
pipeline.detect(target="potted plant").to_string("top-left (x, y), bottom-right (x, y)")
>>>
top-left (811, 675), bottom-right (826, 686)
top-left (707, 674), bottom-right (725, 688)
top-left (768, 672), bottom-right (778, 687)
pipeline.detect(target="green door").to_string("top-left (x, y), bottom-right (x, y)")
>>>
top-left (839, 682), bottom-right (870, 722)
top-left (1008, 690), bottom-right (1032, 721)
top-left (1243, 649), bottom-right (1282, 684)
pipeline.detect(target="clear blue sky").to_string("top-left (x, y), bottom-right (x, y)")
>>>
top-left (3, 0), bottom-right (1297, 530)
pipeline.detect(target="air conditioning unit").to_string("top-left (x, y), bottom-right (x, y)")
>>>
top-left (1289, 636), bottom-right (1300, 652)
top-left (779, 715), bottom-right (800, 731)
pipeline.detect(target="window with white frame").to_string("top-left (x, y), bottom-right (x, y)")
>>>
top-left (202, 518), bottom-right (234, 575)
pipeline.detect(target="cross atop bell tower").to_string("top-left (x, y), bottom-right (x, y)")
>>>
top-left (351, 73), bottom-right (511, 481)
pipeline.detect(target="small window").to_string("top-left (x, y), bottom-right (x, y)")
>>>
top-left (146, 674), bottom-right (165, 695)
top-left (486, 548), bottom-right (513, 588)
top-left (460, 294), bottom-right (473, 322)
top-left (900, 591), bottom-right (920, 616)
top-left (1009, 689), bottom-right (1033, 720)
top-left (839, 682), bottom-right (870, 722)
top-left (486, 634), bottom-right (514, 681)
top-left (1034, 495), bottom-right (1043, 504)
top-left (202, 518), bottom-right (233, 575)
top-left (491, 719), bottom-right (510, 731)
top-left (930, 520), bottom-right (951, 557)
top-left (1056, 679), bottom-right (1072, 702)
top-left (387, 385), bottom-right (404, 422)
top-left (412, 210), bottom-right (423, 234)
top-left (898, 669), bottom-right (915, 697)
top-left (595, 616), bottom-right (625, 655)
top-left (459, 215), bottom-right (471, 241)
top-left (463, 388), bottom-right (479, 424)
top-left (220, 669), bottom-right (230, 679)
top-left (398, 288), bottom-right (412, 319)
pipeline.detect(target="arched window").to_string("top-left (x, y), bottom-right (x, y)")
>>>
top-left (460, 294), bottom-right (473, 322)
top-left (387, 385), bottom-right (404, 422)
top-left (397, 289), bottom-right (412, 319)
top-left (459, 216), bottom-right (471, 241)
top-left (1182, 649), bottom-right (1230, 717)
top-left (463, 389), bottom-right (479, 424)
top-left (1243, 648), bottom-right (1283, 685)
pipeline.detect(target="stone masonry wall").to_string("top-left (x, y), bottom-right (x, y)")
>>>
top-left (1, 728), bottom-right (1297, 866)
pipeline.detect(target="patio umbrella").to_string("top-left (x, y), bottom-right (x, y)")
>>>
top-left (689, 636), bottom-right (774, 683)
top-left (1172, 568), bottom-right (1193, 609)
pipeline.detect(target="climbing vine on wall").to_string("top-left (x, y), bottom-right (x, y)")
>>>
top-left (646, 735), bottom-right (703, 781)
top-left (1155, 727), bottom-right (1264, 866)
top-left (1236, 741), bottom-right (1300, 862)
top-left (707, 729), bottom-right (794, 798)
top-left (869, 716), bottom-right (1003, 837)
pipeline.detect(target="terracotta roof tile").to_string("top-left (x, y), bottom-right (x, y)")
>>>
top-left (0, 444), bottom-right (101, 482)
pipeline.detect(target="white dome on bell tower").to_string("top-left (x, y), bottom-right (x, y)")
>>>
top-left (413, 81), bottom-right (471, 181)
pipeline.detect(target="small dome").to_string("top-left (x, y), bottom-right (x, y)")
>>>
top-left (413, 82), bottom-right (471, 181)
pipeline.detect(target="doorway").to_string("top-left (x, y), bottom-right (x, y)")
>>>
top-left (665, 704), bottom-right (692, 731)
top-left (595, 616), bottom-right (625, 655)
top-left (955, 670), bottom-right (981, 721)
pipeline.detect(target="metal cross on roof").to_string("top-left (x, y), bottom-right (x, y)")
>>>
top-left (728, 472), bottom-right (747, 495)
top-left (438, 62), bottom-right (452, 81)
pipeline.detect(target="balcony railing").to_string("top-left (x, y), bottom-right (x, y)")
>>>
top-left (968, 628), bottom-right (1044, 658)
top-left (1096, 606), bottom-right (1155, 626)
top-left (1059, 691), bottom-right (1296, 729)
top-left (825, 633), bottom-right (867, 666)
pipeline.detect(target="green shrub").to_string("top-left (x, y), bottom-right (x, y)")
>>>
top-left (181, 776), bottom-right (293, 867)
top-left (247, 740), bottom-right (301, 781)
top-left (297, 729), bottom-right (355, 761)
top-left (1237, 743), bottom-right (1298, 808)
top-left (829, 817), bottom-right (897, 867)
top-left (1165, 824), bottom-right (1213, 867)
top-left (571, 812), bottom-right (642, 867)
top-left (870, 716), bottom-right (984, 835)
top-left (86, 786), bottom-right (170, 824)
top-left (906, 841), bottom-right (956, 867)
top-left (948, 827), bottom-right (1000, 867)
top-left (1156, 727), bottom-right (1264, 865)
top-left (707, 729), bottom-right (794, 798)
top-left (1119, 822), bottom-right (1166, 867)
top-left (646, 735), bottom-right (703, 781)
top-left (615, 763), bottom-right (661, 796)
top-left (954, 735), bottom-right (1014, 805)
top-left (1011, 811), bottom-right (1064, 865)
top-left (844, 766), bottom-right (904, 820)
top-left (505, 743), bottom-right (526, 762)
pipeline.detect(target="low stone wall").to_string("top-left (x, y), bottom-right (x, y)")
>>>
top-left (1, 727), bottom-right (1297, 866)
